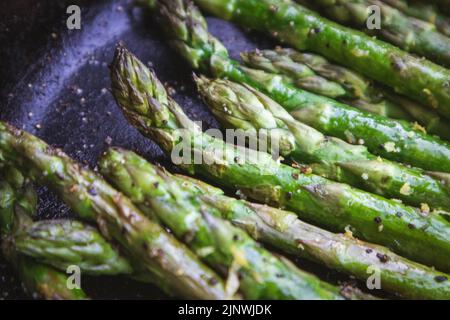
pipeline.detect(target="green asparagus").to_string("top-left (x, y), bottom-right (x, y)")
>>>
top-left (195, 75), bottom-right (450, 211)
top-left (0, 122), bottom-right (230, 300)
top-left (241, 48), bottom-right (450, 141)
top-left (14, 219), bottom-right (134, 276)
top-left (0, 168), bottom-right (87, 300)
top-left (296, 0), bottom-right (450, 67)
top-left (193, 0), bottom-right (450, 120)
top-left (99, 148), bottom-right (346, 300)
top-left (151, 0), bottom-right (450, 173)
top-left (382, 0), bottom-right (450, 37)
top-left (99, 148), bottom-right (450, 299)
top-left (109, 45), bottom-right (450, 272)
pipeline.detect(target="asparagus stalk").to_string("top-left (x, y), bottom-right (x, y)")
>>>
top-left (3, 166), bottom-right (171, 283)
top-left (241, 48), bottom-right (382, 102)
top-left (193, 0), bottom-right (450, 120)
top-left (195, 75), bottom-right (450, 211)
top-left (0, 168), bottom-right (87, 300)
top-left (246, 51), bottom-right (349, 100)
top-left (99, 148), bottom-right (347, 300)
top-left (382, 0), bottom-right (450, 37)
top-left (109, 45), bottom-right (450, 272)
top-left (14, 219), bottom-right (134, 276)
top-left (241, 48), bottom-right (450, 141)
top-left (0, 122), bottom-right (229, 300)
top-left (100, 149), bottom-right (450, 299)
top-left (151, 0), bottom-right (450, 173)
top-left (296, 0), bottom-right (450, 67)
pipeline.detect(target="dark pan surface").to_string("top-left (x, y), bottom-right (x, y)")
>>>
top-left (0, 0), bottom-right (357, 299)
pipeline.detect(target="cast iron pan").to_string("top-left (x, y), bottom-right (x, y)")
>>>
top-left (0, 0), bottom-right (359, 299)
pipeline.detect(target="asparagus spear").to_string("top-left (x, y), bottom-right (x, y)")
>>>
top-left (0, 123), bottom-right (229, 300)
top-left (2, 166), bottom-right (168, 283)
top-left (382, 0), bottom-right (450, 37)
top-left (14, 219), bottom-right (134, 276)
top-left (296, 0), bottom-right (450, 67)
top-left (0, 168), bottom-right (87, 300)
top-left (195, 75), bottom-right (450, 211)
top-left (193, 0), bottom-right (450, 120)
top-left (109, 45), bottom-right (450, 272)
top-left (100, 148), bottom-right (346, 300)
top-left (151, 0), bottom-right (450, 173)
top-left (100, 148), bottom-right (450, 299)
top-left (246, 51), bottom-right (348, 100)
top-left (242, 48), bottom-right (381, 101)
top-left (241, 48), bottom-right (450, 141)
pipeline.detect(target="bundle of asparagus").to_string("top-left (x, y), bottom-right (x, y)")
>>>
top-left (0, 167), bottom-right (87, 299)
top-left (0, 122), bottom-right (231, 300)
top-left (241, 48), bottom-right (450, 141)
top-left (148, 0), bottom-right (450, 174)
top-left (1, 122), bottom-right (362, 300)
top-left (7, 127), bottom-right (447, 299)
top-left (295, 0), bottom-right (450, 67)
top-left (2, 0), bottom-right (450, 301)
top-left (146, 0), bottom-right (450, 206)
top-left (98, 147), bottom-right (450, 300)
top-left (109, 45), bottom-right (450, 274)
top-left (382, 0), bottom-right (450, 37)
top-left (195, 75), bottom-right (450, 211)
top-left (98, 148), bottom-right (348, 300)
top-left (193, 0), bottom-right (450, 121)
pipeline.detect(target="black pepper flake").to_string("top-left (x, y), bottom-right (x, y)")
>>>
top-left (154, 182), bottom-right (159, 189)
top-left (275, 273), bottom-right (285, 278)
top-left (408, 223), bottom-right (416, 229)
top-left (286, 192), bottom-right (293, 200)
top-left (396, 212), bottom-right (403, 218)
top-left (434, 275), bottom-right (448, 283)
top-left (365, 249), bottom-right (373, 254)
top-left (233, 234), bottom-right (239, 241)
top-left (376, 253), bottom-right (389, 263)
top-left (314, 27), bottom-right (322, 34)
top-left (292, 172), bottom-right (299, 180)
top-left (374, 217), bottom-right (382, 224)
top-left (208, 277), bottom-right (219, 285)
